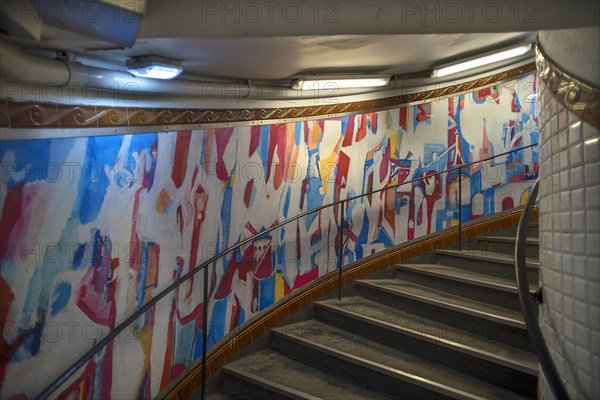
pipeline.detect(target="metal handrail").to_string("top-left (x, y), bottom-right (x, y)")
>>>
top-left (36, 143), bottom-right (538, 399)
top-left (515, 180), bottom-right (570, 400)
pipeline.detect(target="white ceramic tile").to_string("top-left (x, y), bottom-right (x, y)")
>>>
top-left (573, 255), bottom-right (586, 277)
top-left (575, 322), bottom-right (590, 347)
top-left (570, 143), bottom-right (583, 166)
top-left (585, 163), bottom-right (600, 186)
top-left (570, 165), bottom-right (585, 188)
top-left (584, 138), bottom-right (600, 163)
top-left (572, 211), bottom-right (585, 232)
top-left (588, 235), bottom-right (600, 257)
top-left (570, 121), bottom-right (583, 144)
top-left (572, 188), bottom-right (585, 209)
top-left (575, 301), bottom-right (589, 324)
top-left (583, 122), bottom-right (600, 140)
top-left (588, 210), bottom-right (600, 232)
top-left (590, 306), bottom-right (600, 331)
top-left (572, 234), bottom-right (586, 255)
top-left (588, 257), bottom-right (600, 281)
top-left (586, 185), bottom-right (600, 208)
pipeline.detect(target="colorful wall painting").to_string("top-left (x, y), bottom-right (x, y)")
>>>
top-left (0, 72), bottom-right (538, 399)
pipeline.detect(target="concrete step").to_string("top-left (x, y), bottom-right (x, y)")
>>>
top-left (314, 296), bottom-right (537, 398)
top-left (474, 235), bottom-right (539, 260)
top-left (394, 263), bottom-right (538, 314)
top-left (487, 223), bottom-right (538, 239)
top-left (355, 279), bottom-right (533, 351)
top-left (435, 249), bottom-right (539, 283)
top-left (221, 350), bottom-right (390, 400)
top-left (272, 319), bottom-right (530, 400)
top-left (206, 393), bottom-right (247, 400)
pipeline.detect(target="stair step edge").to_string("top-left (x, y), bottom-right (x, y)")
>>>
top-left (435, 249), bottom-right (539, 269)
top-left (478, 236), bottom-right (539, 245)
top-left (394, 264), bottom-right (536, 294)
top-left (272, 329), bottom-right (489, 400)
top-left (355, 280), bottom-right (526, 330)
top-left (315, 300), bottom-right (537, 376)
top-left (223, 366), bottom-right (322, 400)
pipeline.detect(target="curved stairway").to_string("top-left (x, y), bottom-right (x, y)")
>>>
top-left (204, 224), bottom-right (540, 400)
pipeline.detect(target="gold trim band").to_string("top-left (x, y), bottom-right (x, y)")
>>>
top-left (536, 42), bottom-right (600, 129)
top-left (0, 64), bottom-right (535, 131)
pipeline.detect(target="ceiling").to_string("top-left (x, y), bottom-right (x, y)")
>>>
top-left (29, 32), bottom-right (536, 82)
top-left (1, 0), bottom-right (597, 106)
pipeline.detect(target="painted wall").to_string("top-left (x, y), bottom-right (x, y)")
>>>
top-left (0, 72), bottom-right (538, 399)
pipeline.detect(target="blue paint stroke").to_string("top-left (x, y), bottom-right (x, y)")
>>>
top-left (50, 282), bottom-right (71, 316)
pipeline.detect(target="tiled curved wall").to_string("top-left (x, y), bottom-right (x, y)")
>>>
top-left (537, 42), bottom-right (600, 398)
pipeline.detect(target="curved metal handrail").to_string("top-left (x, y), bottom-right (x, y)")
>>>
top-left (515, 180), bottom-right (570, 400)
top-left (36, 143), bottom-right (538, 399)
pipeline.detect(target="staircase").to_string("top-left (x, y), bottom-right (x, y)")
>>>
top-left (205, 223), bottom-right (540, 400)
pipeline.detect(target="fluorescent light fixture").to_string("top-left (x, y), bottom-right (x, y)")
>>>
top-left (291, 75), bottom-right (391, 90)
top-left (126, 55), bottom-right (183, 80)
top-left (433, 44), bottom-right (533, 78)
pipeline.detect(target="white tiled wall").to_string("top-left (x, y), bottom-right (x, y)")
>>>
top-left (538, 79), bottom-right (600, 399)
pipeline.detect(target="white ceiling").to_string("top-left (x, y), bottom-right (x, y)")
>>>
top-left (48, 33), bottom-right (536, 81)
top-left (1, 0), bottom-right (597, 106)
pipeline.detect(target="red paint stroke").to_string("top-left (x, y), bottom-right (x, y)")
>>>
top-left (366, 172), bottom-right (374, 204)
top-left (299, 178), bottom-right (309, 210)
top-left (76, 234), bottom-right (117, 326)
top-left (399, 107), bottom-right (408, 131)
top-left (203, 130), bottom-right (215, 177)
top-left (214, 235), bottom-right (272, 299)
top-left (267, 124), bottom-right (287, 190)
top-left (407, 186), bottom-right (416, 241)
top-left (368, 112), bottom-right (378, 133)
top-left (229, 294), bottom-right (242, 331)
top-left (244, 179), bottom-right (254, 208)
top-left (415, 104), bottom-right (431, 123)
top-left (379, 141), bottom-right (390, 183)
top-left (187, 184), bottom-right (208, 298)
top-left (502, 197), bottom-right (515, 211)
top-left (335, 151), bottom-right (350, 214)
top-left (0, 183), bottom-right (23, 260)
top-left (292, 268), bottom-right (319, 290)
top-left (215, 128), bottom-right (234, 181)
top-left (249, 126), bottom-right (261, 156)
top-left (171, 131), bottom-right (192, 189)
top-left (342, 115), bottom-right (355, 147)
top-left (160, 259), bottom-right (184, 390)
top-left (384, 188), bottom-right (395, 232)
top-left (296, 221), bottom-right (301, 261)
top-left (356, 114), bottom-right (368, 142)
top-left (57, 357), bottom-right (97, 400)
top-left (0, 276), bottom-right (15, 387)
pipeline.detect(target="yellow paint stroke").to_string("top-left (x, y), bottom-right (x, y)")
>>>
top-left (319, 135), bottom-right (342, 193)
top-left (307, 121), bottom-right (322, 150)
top-left (157, 188), bottom-right (171, 214)
top-left (275, 271), bottom-right (285, 302)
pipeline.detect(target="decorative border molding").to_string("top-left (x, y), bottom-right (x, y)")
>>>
top-left (536, 42), bottom-right (600, 129)
top-left (0, 63), bottom-right (535, 131)
top-left (159, 206), bottom-right (539, 400)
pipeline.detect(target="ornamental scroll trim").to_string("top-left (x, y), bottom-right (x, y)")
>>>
top-left (536, 42), bottom-right (600, 129)
top-left (1, 63), bottom-right (536, 130)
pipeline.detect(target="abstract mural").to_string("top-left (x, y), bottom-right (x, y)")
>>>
top-left (0, 72), bottom-right (538, 399)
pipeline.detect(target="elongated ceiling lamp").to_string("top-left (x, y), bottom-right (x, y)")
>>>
top-left (432, 44), bottom-right (533, 78)
top-left (291, 75), bottom-right (391, 90)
